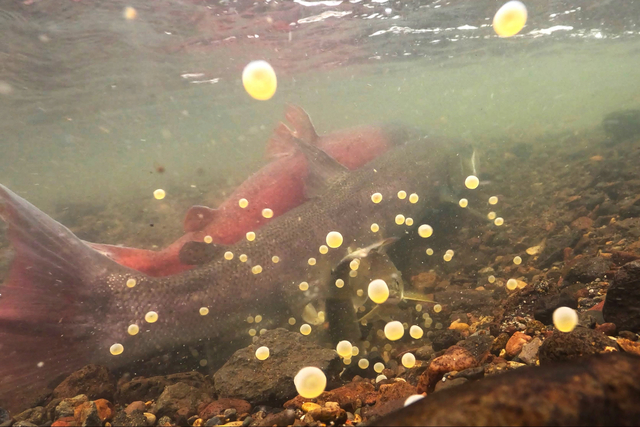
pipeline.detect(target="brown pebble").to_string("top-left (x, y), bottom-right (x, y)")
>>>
top-left (125, 401), bottom-right (146, 415)
top-left (617, 338), bottom-right (640, 356)
top-left (505, 332), bottom-right (532, 358)
top-left (595, 323), bottom-right (617, 336)
top-left (417, 346), bottom-right (477, 393)
top-left (302, 402), bottom-right (321, 413)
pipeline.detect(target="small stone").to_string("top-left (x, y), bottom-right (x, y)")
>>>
top-left (125, 401), bottom-right (146, 415)
top-left (434, 377), bottom-right (468, 392)
top-left (14, 407), bottom-right (47, 425)
top-left (415, 345), bottom-right (434, 360)
top-left (205, 416), bottom-right (221, 426)
top-left (111, 410), bottom-right (147, 427)
top-left (56, 395), bottom-right (89, 419)
top-left (518, 338), bottom-right (543, 365)
top-left (450, 366), bottom-right (485, 381)
top-left (617, 338), bottom-right (640, 356)
top-left (0, 408), bottom-right (10, 426)
top-left (51, 416), bottom-right (76, 427)
top-left (157, 415), bottom-right (173, 426)
top-left (152, 382), bottom-right (212, 423)
top-left (74, 401), bottom-right (102, 426)
top-left (242, 416), bottom-right (253, 427)
top-left (565, 257), bottom-right (612, 283)
top-left (539, 327), bottom-right (616, 364)
top-left (619, 331), bottom-right (638, 341)
top-left (595, 323), bottom-right (617, 336)
top-left (144, 412), bottom-right (156, 426)
top-left (505, 332), bottom-right (532, 358)
top-left (53, 365), bottom-right (116, 402)
top-left (491, 333), bottom-right (510, 355)
top-left (417, 346), bottom-right (477, 393)
top-left (199, 399), bottom-right (251, 420)
top-left (431, 329), bottom-right (464, 352)
top-left (301, 402), bottom-right (321, 413)
top-left (223, 408), bottom-right (237, 421)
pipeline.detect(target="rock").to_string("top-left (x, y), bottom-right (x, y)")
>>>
top-left (51, 416), bottom-right (76, 427)
top-left (565, 257), bottom-right (612, 283)
top-left (252, 409), bottom-right (295, 427)
top-left (490, 333), bottom-right (509, 355)
top-left (538, 327), bottom-right (616, 364)
top-left (205, 416), bottom-right (221, 426)
top-left (151, 382), bottom-right (213, 423)
top-left (570, 216), bottom-right (593, 230)
top-left (414, 345), bottom-right (434, 360)
top-left (603, 260), bottom-right (640, 331)
top-left (284, 378), bottom-right (377, 412)
top-left (307, 402), bottom-right (346, 424)
top-left (74, 401), bottom-right (102, 426)
top-left (55, 395), bottom-right (88, 419)
top-left (505, 332), bottom-right (532, 358)
top-left (595, 322), bottom-right (617, 335)
top-left (214, 329), bottom-right (341, 404)
top-left (450, 366), bottom-right (484, 381)
top-left (117, 372), bottom-right (214, 405)
top-left (157, 415), bottom-right (173, 426)
top-left (14, 407), bottom-right (47, 425)
top-left (457, 334), bottom-right (494, 362)
top-left (517, 338), bottom-right (543, 365)
top-left (0, 408), bottom-right (9, 426)
top-left (111, 410), bottom-right (148, 427)
top-left (417, 346), bottom-right (477, 393)
top-left (430, 329), bottom-right (464, 352)
top-left (433, 377), bottom-right (468, 392)
top-left (369, 353), bottom-right (640, 426)
top-left (301, 402), bottom-right (321, 413)
top-left (619, 331), bottom-right (638, 341)
top-left (53, 365), bottom-right (116, 402)
top-left (144, 412), bottom-right (156, 426)
top-left (537, 231), bottom-right (581, 269)
top-left (378, 381), bottom-right (416, 404)
top-left (534, 293), bottom-right (578, 325)
top-left (199, 399), bottom-right (251, 420)
top-left (13, 422), bottom-right (37, 427)
top-left (124, 401), bottom-right (146, 415)
top-left (617, 338), bottom-right (640, 356)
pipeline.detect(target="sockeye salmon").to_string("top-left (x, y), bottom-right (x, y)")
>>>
top-left (0, 135), bottom-right (469, 412)
top-left (87, 105), bottom-right (411, 276)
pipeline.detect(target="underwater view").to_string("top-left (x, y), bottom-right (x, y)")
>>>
top-left (1, 0), bottom-right (640, 425)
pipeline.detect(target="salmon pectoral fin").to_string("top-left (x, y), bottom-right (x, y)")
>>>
top-left (0, 184), bottom-right (125, 413)
top-left (284, 104), bottom-right (319, 144)
top-left (265, 122), bottom-right (297, 160)
top-left (178, 241), bottom-right (226, 265)
top-left (183, 205), bottom-right (219, 232)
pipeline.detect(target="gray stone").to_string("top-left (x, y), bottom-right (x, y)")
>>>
top-left (518, 338), bottom-right (542, 365)
top-left (14, 406), bottom-right (47, 425)
top-left (214, 328), bottom-right (341, 404)
top-left (151, 382), bottom-right (212, 422)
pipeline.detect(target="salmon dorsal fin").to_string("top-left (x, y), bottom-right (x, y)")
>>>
top-left (178, 241), bottom-right (225, 265)
top-left (265, 122), bottom-right (297, 160)
top-left (285, 104), bottom-right (319, 144)
top-left (184, 205), bottom-right (218, 232)
top-left (293, 137), bottom-right (349, 198)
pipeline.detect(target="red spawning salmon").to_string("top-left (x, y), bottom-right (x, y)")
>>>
top-left (87, 105), bottom-right (412, 276)
top-left (0, 136), bottom-right (470, 413)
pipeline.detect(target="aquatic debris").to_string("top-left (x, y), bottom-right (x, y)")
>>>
top-left (294, 367), bottom-right (326, 398)
top-left (153, 189), bottom-right (165, 200)
top-left (493, 1), bottom-right (528, 38)
top-left (553, 307), bottom-right (578, 332)
top-left (242, 60), bottom-right (277, 101)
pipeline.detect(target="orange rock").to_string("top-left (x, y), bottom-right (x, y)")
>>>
top-left (571, 216), bottom-right (593, 230)
top-left (378, 381), bottom-right (417, 403)
top-left (417, 346), bottom-right (477, 393)
top-left (94, 399), bottom-right (114, 421)
top-left (617, 338), bottom-right (640, 356)
top-left (505, 332), bottom-right (532, 358)
top-left (52, 416), bottom-right (76, 427)
top-left (284, 378), bottom-right (377, 411)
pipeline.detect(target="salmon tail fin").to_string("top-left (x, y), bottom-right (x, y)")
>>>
top-left (284, 104), bottom-right (319, 144)
top-left (0, 184), bottom-right (119, 413)
top-left (265, 121), bottom-right (298, 160)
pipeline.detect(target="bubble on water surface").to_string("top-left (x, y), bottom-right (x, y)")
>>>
top-left (294, 367), bottom-right (326, 398)
top-left (242, 60), bottom-right (277, 101)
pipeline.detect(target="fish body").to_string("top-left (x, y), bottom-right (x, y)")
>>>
top-left (88, 105), bottom-right (411, 277)
top-left (0, 136), bottom-right (460, 412)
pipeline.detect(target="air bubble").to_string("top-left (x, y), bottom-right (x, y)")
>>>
top-left (288, 317), bottom-right (296, 325)
top-left (128, 324), bottom-right (139, 335)
top-left (299, 282), bottom-right (309, 291)
top-left (358, 359), bottom-right (370, 369)
top-left (368, 279), bottom-right (390, 304)
top-left (272, 255), bottom-right (280, 263)
top-left (371, 223), bottom-right (380, 232)
top-left (405, 218), bottom-right (414, 226)
top-left (308, 258), bottom-right (316, 266)
top-left (513, 256), bottom-right (522, 265)
top-left (426, 248), bottom-right (434, 256)
top-left (326, 231), bottom-right (343, 248)
top-left (494, 217), bottom-right (504, 226)
top-left (553, 306), bottom-right (578, 332)
top-left (350, 259), bottom-right (360, 271)
top-left (252, 265), bottom-right (262, 274)
top-left (239, 254), bottom-right (248, 262)
top-left (242, 60), bottom-right (277, 101)
top-left (489, 196), bottom-right (499, 205)
top-left (126, 278), bottom-right (137, 288)
top-left (224, 251), bottom-right (234, 260)
top-left (506, 278), bottom-right (518, 290)
top-left (488, 212), bottom-right (497, 220)
top-left (319, 245), bottom-right (328, 254)
top-left (384, 321), bottom-right (404, 341)
top-left (204, 235), bottom-right (213, 244)
top-left (294, 367), bottom-right (326, 398)
top-left (246, 231), bottom-right (256, 241)
top-left (418, 224), bottom-right (433, 238)
top-left (255, 346), bottom-right (270, 360)
top-left (255, 315), bottom-right (263, 323)
top-left (402, 353), bottom-right (416, 368)
top-left (433, 304), bottom-right (442, 313)
top-left (335, 279), bottom-right (345, 288)
top-left (336, 341), bottom-right (353, 358)
top-left (373, 362), bottom-right (385, 373)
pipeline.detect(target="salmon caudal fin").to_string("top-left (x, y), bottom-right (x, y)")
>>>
top-left (0, 184), bottom-right (120, 413)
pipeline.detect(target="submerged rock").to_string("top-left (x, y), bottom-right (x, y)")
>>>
top-left (564, 257), bottom-right (612, 284)
top-left (370, 353), bottom-right (640, 426)
top-left (603, 260), bottom-right (640, 331)
top-left (116, 372), bottom-right (214, 404)
top-left (151, 382), bottom-right (212, 424)
top-left (53, 365), bottom-right (116, 402)
top-left (538, 327), bottom-right (615, 364)
top-left (214, 328), bottom-right (341, 405)
top-left (416, 346), bottom-right (477, 393)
